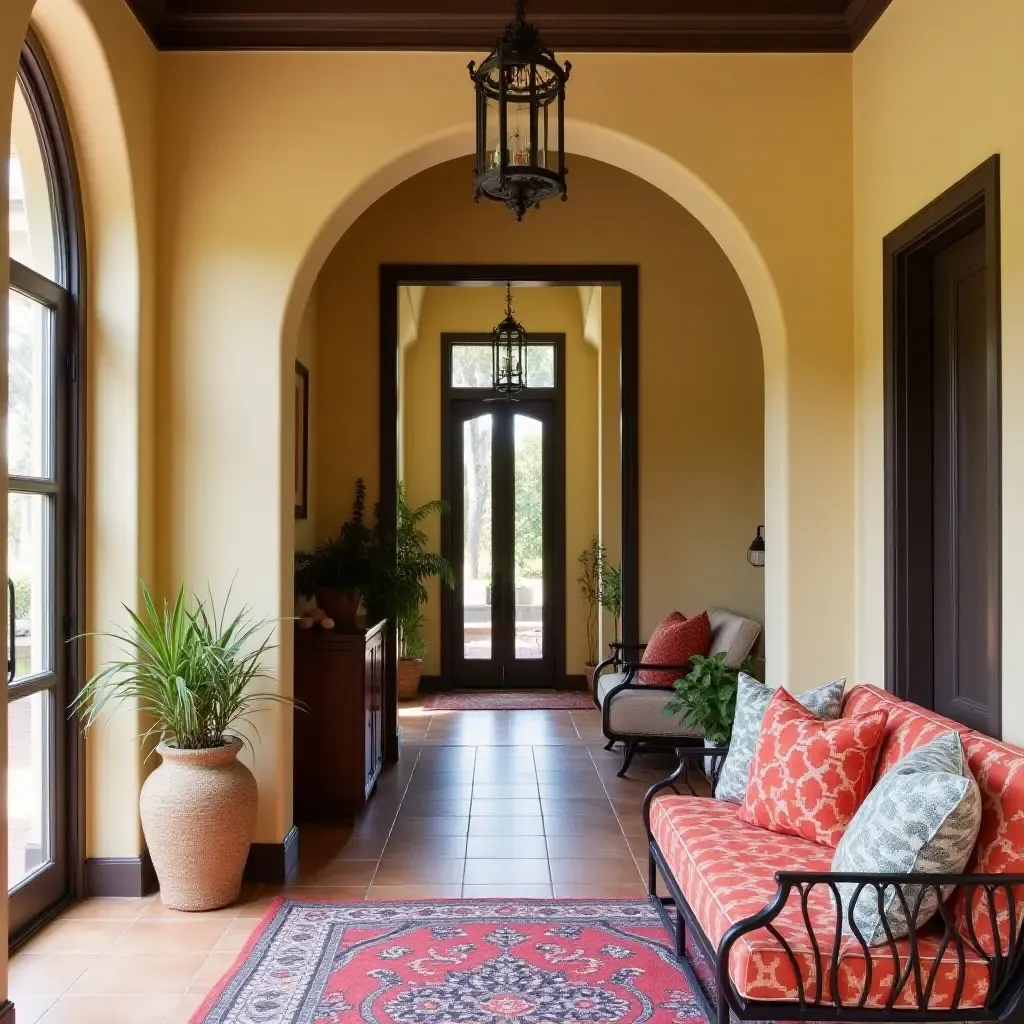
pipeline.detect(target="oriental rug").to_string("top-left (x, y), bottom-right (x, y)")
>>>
top-left (189, 897), bottom-right (710, 1024)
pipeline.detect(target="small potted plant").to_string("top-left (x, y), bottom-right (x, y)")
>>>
top-left (665, 653), bottom-right (756, 776)
top-left (72, 583), bottom-right (300, 911)
top-left (295, 478), bottom-right (373, 623)
top-left (397, 607), bottom-right (428, 700)
top-left (577, 537), bottom-right (604, 690)
top-left (600, 562), bottom-right (622, 647)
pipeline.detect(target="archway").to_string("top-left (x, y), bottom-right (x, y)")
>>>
top-left (281, 120), bottom-right (790, 685)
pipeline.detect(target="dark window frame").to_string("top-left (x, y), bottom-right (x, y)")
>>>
top-left (8, 27), bottom-right (86, 946)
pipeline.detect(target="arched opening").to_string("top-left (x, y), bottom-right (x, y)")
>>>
top-left (281, 121), bottom-right (788, 686)
top-left (283, 144), bottom-right (772, 822)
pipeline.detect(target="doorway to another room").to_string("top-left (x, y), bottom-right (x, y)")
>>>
top-left (385, 267), bottom-right (638, 705)
top-left (884, 156), bottom-right (1001, 736)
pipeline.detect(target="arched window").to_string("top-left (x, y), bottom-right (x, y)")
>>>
top-left (7, 28), bottom-right (82, 940)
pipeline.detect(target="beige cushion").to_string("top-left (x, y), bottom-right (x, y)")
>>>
top-left (708, 608), bottom-right (761, 669)
top-left (596, 672), bottom-right (702, 739)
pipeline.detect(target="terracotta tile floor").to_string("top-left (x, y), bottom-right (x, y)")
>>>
top-left (10, 704), bottom-right (679, 1023)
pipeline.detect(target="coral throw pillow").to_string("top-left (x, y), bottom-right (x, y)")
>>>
top-left (638, 611), bottom-right (711, 685)
top-left (738, 687), bottom-right (888, 848)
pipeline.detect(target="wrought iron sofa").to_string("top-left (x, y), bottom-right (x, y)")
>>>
top-left (642, 684), bottom-right (1024, 1024)
top-left (593, 608), bottom-right (761, 776)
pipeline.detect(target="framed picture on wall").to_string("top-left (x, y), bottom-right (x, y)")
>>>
top-left (295, 360), bottom-right (309, 519)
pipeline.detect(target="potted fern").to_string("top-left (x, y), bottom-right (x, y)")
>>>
top-left (386, 484), bottom-right (455, 700)
top-left (72, 583), bottom-right (299, 911)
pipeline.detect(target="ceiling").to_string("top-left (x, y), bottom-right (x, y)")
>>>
top-left (126, 0), bottom-right (894, 52)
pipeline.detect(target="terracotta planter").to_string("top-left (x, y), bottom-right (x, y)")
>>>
top-left (585, 663), bottom-right (597, 692)
top-left (316, 587), bottom-right (361, 623)
top-left (398, 658), bottom-right (423, 701)
top-left (140, 737), bottom-right (257, 911)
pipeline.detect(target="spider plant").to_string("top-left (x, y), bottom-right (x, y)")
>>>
top-left (71, 583), bottom-right (300, 752)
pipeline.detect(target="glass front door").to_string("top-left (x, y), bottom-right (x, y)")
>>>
top-left (449, 399), bottom-right (556, 689)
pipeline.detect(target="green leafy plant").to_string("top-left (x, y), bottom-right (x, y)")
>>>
top-left (366, 483), bottom-right (456, 627)
top-left (397, 607), bottom-right (429, 662)
top-left (600, 563), bottom-right (622, 645)
top-left (664, 652), bottom-right (754, 746)
top-left (295, 478), bottom-right (375, 598)
top-left (577, 537), bottom-right (604, 666)
top-left (71, 583), bottom-right (300, 752)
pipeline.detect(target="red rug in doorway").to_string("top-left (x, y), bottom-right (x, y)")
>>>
top-left (422, 689), bottom-right (595, 711)
top-left (189, 897), bottom-right (710, 1024)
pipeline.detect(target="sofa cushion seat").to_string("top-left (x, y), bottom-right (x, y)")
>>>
top-left (650, 794), bottom-right (993, 1009)
top-left (597, 672), bottom-right (701, 738)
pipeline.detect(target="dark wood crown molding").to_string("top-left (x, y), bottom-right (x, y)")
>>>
top-left (126, 0), bottom-right (894, 52)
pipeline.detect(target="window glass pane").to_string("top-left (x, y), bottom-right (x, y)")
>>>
top-left (9, 80), bottom-right (57, 282)
top-left (451, 345), bottom-right (492, 388)
top-left (514, 414), bottom-right (543, 660)
top-left (8, 690), bottom-right (52, 890)
top-left (451, 344), bottom-right (556, 389)
top-left (526, 345), bottom-right (555, 388)
top-left (8, 289), bottom-right (54, 479)
top-left (8, 492), bottom-right (53, 679)
top-left (463, 414), bottom-right (492, 660)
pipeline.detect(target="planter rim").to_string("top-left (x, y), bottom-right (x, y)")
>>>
top-left (156, 736), bottom-right (244, 765)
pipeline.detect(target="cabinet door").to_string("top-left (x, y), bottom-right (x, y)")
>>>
top-left (365, 640), bottom-right (375, 789)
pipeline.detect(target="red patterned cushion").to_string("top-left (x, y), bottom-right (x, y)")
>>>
top-left (651, 795), bottom-right (993, 1008)
top-left (638, 611), bottom-right (711, 685)
top-left (843, 684), bottom-right (1024, 956)
top-left (738, 688), bottom-right (887, 847)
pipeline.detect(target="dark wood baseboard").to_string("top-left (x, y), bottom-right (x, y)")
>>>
top-left (85, 852), bottom-right (158, 897)
top-left (244, 825), bottom-right (300, 884)
top-left (0, 999), bottom-right (14, 1022)
top-left (559, 674), bottom-right (588, 691)
top-left (418, 674), bottom-right (445, 693)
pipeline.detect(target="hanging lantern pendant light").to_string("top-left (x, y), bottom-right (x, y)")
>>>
top-left (491, 284), bottom-right (528, 401)
top-left (468, 0), bottom-right (571, 221)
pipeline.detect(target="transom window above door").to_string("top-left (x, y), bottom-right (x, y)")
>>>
top-left (450, 342), bottom-right (556, 390)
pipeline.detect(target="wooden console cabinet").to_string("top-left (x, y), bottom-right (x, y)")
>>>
top-left (293, 619), bottom-right (386, 821)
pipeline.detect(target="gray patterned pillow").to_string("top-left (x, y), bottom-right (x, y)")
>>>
top-left (831, 731), bottom-right (981, 945)
top-left (715, 674), bottom-right (846, 803)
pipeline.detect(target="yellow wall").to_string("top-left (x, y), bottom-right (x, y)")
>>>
top-left (398, 285), bottom-right (599, 677)
top-left (312, 156), bottom-right (766, 677)
top-left (852, 0), bottom-right (1024, 743)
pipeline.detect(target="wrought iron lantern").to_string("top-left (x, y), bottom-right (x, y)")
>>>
top-left (747, 525), bottom-right (765, 568)
top-left (468, 0), bottom-right (570, 221)
top-left (491, 284), bottom-right (528, 399)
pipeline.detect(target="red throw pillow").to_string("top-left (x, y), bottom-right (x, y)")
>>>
top-left (638, 611), bottom-right (711, 685)
top-left (738, 687), bottom-right (888, 848)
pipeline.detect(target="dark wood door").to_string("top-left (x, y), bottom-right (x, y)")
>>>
top-left (447, 398), bottom-right (559, 689)
top-left (932, 227), bottom-right (998, 732)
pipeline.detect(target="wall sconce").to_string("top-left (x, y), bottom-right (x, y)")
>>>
top-left (747, 525), bottom-right (765, 567)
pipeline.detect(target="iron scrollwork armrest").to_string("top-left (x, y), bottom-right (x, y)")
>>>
top-left (716, 870), bottom-right (1024, 1018)
top-left (642, 745), bottom-right (731, 836)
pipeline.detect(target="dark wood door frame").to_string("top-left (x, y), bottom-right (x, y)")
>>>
top-left (883, 155), bottom-right (1001, 736)
top-left (380, 264), bottom-right (639, 756)
top-left (440, 333), bottom-right (567, 690)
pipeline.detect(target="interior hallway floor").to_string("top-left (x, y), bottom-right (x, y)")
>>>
top-left (10, 703), bottom-right (680, 1023)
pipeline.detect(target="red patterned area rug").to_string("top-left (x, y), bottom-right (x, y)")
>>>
top-left (189, 898), bottom-right (710, 1024)
top-left (421, 690), bottom-right (595, 711)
